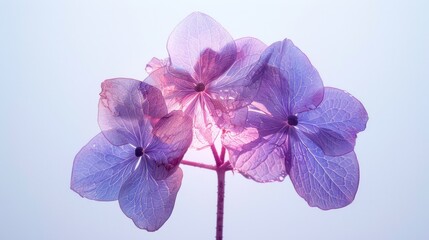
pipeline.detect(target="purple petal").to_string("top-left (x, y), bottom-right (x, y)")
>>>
top-left (230, 131), bottom-right (288, 182)
top-left (71, 133), bottom-right (136, 201)
top-left (118, 165), bottom-right (183, 232)
top-left (254, 39), bottom-right (324, 117)
top-left (147, 110), bottom-right (193, 179)
top-left (167, 12), bottom-right (236, 83)
top-left (98, 78), bottom-right (167, 146)
top-left (299, 87), bottom-right (368, 156)
top-left (289, 130), bottom-right (359, 209)
top-left (208, 37), bottom-right (267, 114)
top-left (246, 109), bottom-right (286, 137)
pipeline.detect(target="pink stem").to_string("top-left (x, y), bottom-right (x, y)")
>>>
top-left (181, 160), bottom-right (217, 171)
top-left (211, 144), bottom-right (226, 240)
top-left (211, 145), bottom-right (222, 166)
top-left (182, 145), bottom-right (231, 239)
top-left (220, 146), bottom-right (226, 162)
top-left (216, 168), bottom-right (225, 240)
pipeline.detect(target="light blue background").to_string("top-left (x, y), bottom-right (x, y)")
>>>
top-left (1, 0), bottom-right (428, 239)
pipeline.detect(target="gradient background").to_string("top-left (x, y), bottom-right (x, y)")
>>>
top-left (1, 0), bottom-right (428, 239)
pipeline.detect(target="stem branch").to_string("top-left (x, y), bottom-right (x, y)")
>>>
top-left (220, 146), bottom-right (226, 163)
top-left (181, 160), bottom-right (217, 171)
top-left (211, 145), bottom-right (223, 166)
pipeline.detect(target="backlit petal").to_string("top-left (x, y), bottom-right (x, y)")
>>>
top-left (167, 12), bottom-right (236, 82)
top-left (119, 165), bottom-right (183, 231)
top-left (254, 39), bottom-right (324, 118)
top-left (147, 110), bottom-right (193, 179)
top-left (149, 67), bottom-right (197, 112)
top-left (230, 131), bottom-right (288, 182)
top-left (246, 109), bottom-right (286, 137)
top-left (185, 94), bottom-right (221, 149)
top-left (145, 57), bottom-right (168, 74)
top-left (71, 133), bottom-right (135, 201)
top-left (98, 78), bottom-right (167, 146)
top-left (299, 87), bottom-right (368, 156)
top-left (289, 130), bottom-right (359, 209)
top-left (208, 38), bottom-right (266, 122)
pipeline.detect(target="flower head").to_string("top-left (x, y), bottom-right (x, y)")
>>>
top-left (71, 78), bottom-right (192, 231)
top-left (228, 39), bottom-right (368, 209)
top-left (147, 12), bottom-right (266, 148)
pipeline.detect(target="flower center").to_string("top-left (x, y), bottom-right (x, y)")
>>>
top-left (135, 147), bottom-right (144, 157)
top-left (194, 83), bottom-right (205, 92)
top-left (287, 115), bottom-right (298, 126)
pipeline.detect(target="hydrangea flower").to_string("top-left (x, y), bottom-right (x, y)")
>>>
top-left (146, 12), bottom-right (266, 149)
top-left (71, 78), bottom-right (192, 231)
top-left (228, 39), bottom-right (368, 209)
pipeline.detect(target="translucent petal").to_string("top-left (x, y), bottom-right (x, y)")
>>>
top-left (146, 57), bottom-right (168, 74)
top-left (218, 107), bottom-right (250, 137)
top-left (147, 110), bottom-right (193, 179)
top-left (149, 67), bottom-right (197, 112)
top-left (230, 131), bottom-right (288, 182)
top-left (289, 130), bottom-right (359, 210)
top-left (220, 102), bottom-right (280, 150)
top-left (222, 126), bottom-right (259, 151)
top-left (71, 133), bottom-right (136, 201)
top-left (98, 78), bottom-right (167, 146)
top-left (208, 37), bottom-right (266, 111)
top-left (149, 72), bottom-right (220, 149)
top-left (167, 12), bottom-right (236, 82)
top-left (299, 87), bottom-right (368, 156)
top-left (246, 109), bottom-right (286, 137)
top-left (118, 165), bottom-right (183, 232)
top-left (185, 94), bottom-right (221, 149)
top-left (254, 39), bottom-right (324, 118)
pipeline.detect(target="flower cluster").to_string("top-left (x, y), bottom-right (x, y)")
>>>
top-left (71, 12), bottom-right (368, 232)
top-left (71, 78), bottom-right (192, 231)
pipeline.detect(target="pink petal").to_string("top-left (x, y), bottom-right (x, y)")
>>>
top-left (167, 12), bottom-right (236, 83)
top-left (145, 57), bottom-right (168, 74)
top-left (185, 94), bottom-right (221, 149)
top-left (149, 67), bottom-right (197, 111)
top-left (147, 110), bottom-right (193, 179)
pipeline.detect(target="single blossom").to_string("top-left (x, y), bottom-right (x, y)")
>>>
top-left (146, 12), bottom-right (266, 149)
top-left (71, 78), bottom-right (193, 231)
top-left (228, 39), bottom-right (368, 209)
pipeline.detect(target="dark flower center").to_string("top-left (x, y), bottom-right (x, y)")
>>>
top-left (135, 147), bottom-right (144, 157)
top-left (287, 115), bottom-right (298, 126)
top-left (194, 83), bottom-right (205, 92)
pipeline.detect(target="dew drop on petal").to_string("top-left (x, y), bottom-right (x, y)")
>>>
top-left (145, 65), bottom-right (153, 73)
